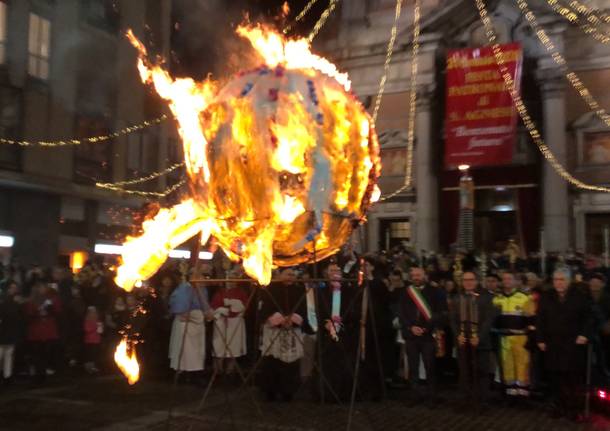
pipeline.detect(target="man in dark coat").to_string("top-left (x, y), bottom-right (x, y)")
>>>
top-left (537, 268), bottom-right (591, 422)
top-left (258, 268), bottom-right (307, 402)
top-left (394, 266), bottom-right (447, 403)
top-left (450, 271), bottom-right (497, 407)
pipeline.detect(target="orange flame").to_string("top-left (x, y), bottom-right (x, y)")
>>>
top-left (114, 338), bottom-right (140, 385)
top-left (115, 25), bottom-right (379, 292)
top-left (236, 24), bottom-right (351, 91)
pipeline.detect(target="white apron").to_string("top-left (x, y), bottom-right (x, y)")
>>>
top-left (169, 309), bottom-right (205, 371)
top-left (260, 324), bottom-right (304, 364)
top-left (212, 316), bottom-right (246, 358)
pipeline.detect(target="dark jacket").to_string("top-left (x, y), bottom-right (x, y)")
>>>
top-left (0, 295), bottom-right (23, 345)
top-left (259, 281), bottom-right (307, 329)
top-left (449, 290), bottom-right (497, 350)
top-left (536, 288), bottom-right (592, 372)
top-left (394, 283), bottom-right (447, 341)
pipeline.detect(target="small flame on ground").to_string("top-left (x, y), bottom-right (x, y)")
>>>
top-left (114, 338), bottom-right (140, 385)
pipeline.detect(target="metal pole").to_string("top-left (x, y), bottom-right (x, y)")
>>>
top-left (312, 238), bottom-right (325, 404)
top-left (540, 228), bottom-right (546, 279)
top-left (604, 225), bottom-right (610, 268)
top-left (585, 343), bottom-right (593, 419)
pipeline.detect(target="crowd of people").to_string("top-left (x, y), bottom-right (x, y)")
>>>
top-left (0, 246), bottom-right (609, 424)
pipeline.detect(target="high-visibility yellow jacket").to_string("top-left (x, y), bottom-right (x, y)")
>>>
top-left (493, 289), bottom-right (534, 335)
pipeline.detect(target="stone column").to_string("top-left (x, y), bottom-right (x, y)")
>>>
top-left (537, 23), bottom-right (570, 252)
top-left (539, 72), bottom-right (569, 251)
top-left (414, 83), bottom-right (439, 252)
top-left (412, 33), bottom-right (441, 252)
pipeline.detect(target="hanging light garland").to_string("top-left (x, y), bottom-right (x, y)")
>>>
top-left (0, 115), bottom-right (168, 147)
top-left (379, 0), bottom-right (420, 201)
top-left (564, 0), bottom-right (610, 25)
top-left (96, 177), bottom-right (187, 198)
top-left (95, 162), bottom-right (185, 188)
top-left (372, 0), bottom-right (404, 124)
top-left (308, 0), bottom-right (340, 43)
top-left (283, 0), bottom-right (320, 34)
top-left (519, 0), bottom-right (610, 128)
top-left (475, 0), bottom-right (610, 192)
top-left (545, 0), bottom-right (610, 44)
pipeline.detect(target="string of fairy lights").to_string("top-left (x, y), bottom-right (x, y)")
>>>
top-left (378, 0), bottom-right (420, 201)
top-left (307, 0), bottom-right (339, 43)
top-left (519, 0), bottom-right (610, 129)
top-left (564, 0), bottom-right (610, 25)
top-left (97, 162), bottom-right (184, 187)
top-left (371, 0), bottom-right (404, 124)
top-left (545, 0), bottom-right (610, 44)
top-left (0, 114), bottom-right (167, 147)
top-left (97, 177), bottom-right (187, 198)
top-left (283, 0), bottom-right (320, 34)
top-left (475, 0), bottom-right (610, 193)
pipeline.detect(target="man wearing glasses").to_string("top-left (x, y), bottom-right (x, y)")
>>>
top-left (450, 271), bottom-right (497, 409)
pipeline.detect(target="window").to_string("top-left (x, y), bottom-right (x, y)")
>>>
top-left (379, 218), bottom-right (411, 250)
top-left (73, 115), bottom-right (112, 184)
top-left (82, 0), bottom-right (120, 33)
top-left (0, 2), bottom-right (7, 64)
top-left (0, 85), bottom-right (22, 169)
top-left (28, 13), bottom-right (51, 80)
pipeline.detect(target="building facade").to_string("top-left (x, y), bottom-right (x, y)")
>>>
top-left (0, 0), bottom-right (177, 267)
top-left (317, 0), bottom-right (610, 255)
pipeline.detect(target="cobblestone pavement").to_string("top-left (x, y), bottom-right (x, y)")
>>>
top-left (0, 376), bottom-right (608, 431)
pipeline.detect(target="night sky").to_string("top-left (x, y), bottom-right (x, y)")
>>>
top-left (170, 0), bottom-right (331, 79)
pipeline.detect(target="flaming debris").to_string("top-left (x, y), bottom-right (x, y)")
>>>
top-left (114, 337), bottom-right (140, 385)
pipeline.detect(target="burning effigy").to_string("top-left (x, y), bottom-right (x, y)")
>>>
top-left (113, 23), bottom-right (380, 383)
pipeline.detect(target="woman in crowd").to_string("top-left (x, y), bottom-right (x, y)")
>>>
top-left (83, 306), bottom-right (103, 374)
top-left (210, 269), bottom-right (248, 379)
top-left (24, 282), bottom-right (62, 383)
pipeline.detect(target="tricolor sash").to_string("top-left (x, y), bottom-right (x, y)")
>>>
top-left (407, 286), bottom-right (432, 321)
top-left (306, 283), bottom-right (318, 332)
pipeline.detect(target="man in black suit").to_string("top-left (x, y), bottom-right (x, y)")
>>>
top-left (394, 266), bottom-right (447, 403)
top-left (450, 271), bottom-right (497, 408)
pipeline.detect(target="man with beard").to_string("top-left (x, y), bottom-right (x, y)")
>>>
top-left (537, 269), bottom-right (591, 422)
top-left (258, 267), bottom-right (307, 402)
top-left (450, 271), bottom-right (497, 409)
top-left (394, 266), bottom-right (447, 405)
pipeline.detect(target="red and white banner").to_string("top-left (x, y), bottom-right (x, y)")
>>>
top-left (444, 43), bottom-right (522, 169)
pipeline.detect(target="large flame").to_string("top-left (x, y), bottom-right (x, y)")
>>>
top-left (116, 24), bottom-right (379, 291)
top-left (114, 338), bottom-right (140, 385)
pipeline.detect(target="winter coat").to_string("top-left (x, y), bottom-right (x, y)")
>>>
top-left (536, 288), bottom-right (592, 372)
